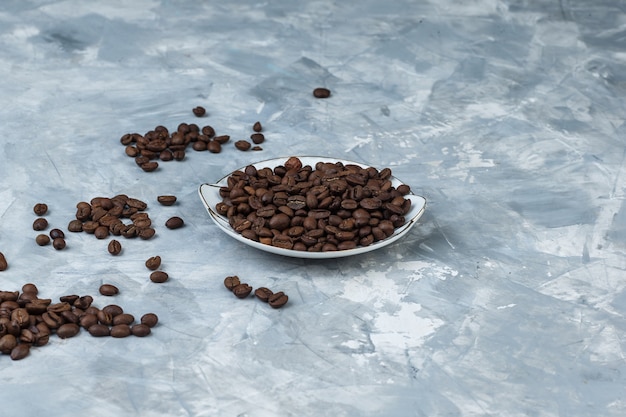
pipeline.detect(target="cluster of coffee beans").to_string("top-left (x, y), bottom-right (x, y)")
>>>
top-left (119, 120), bottom-right (266, 172)
top-left (223, 276), bottom-right (288, 308)
top-left (32, 203), bottom-right (68, 250)
top-left (68, 195), bottom-right (155, 241)
top-left (0, 284), bottom-right (158, 361)
top-left (214, 157), bottom-right (412, 252)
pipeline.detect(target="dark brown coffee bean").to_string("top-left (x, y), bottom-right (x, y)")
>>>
top-left (138, 228), bottom-right (156, 240)
top-left (36, 234), bottom-right (50, 246)
top-left (253, 121), bottom-right (262, 132)
top-left (80, 314), bottom-right (98, 329)
top-left (250, 133), bottom-right (265, 144)
top-left (140, 313), bottom-right (159, 328)
top-left (57, 323), bottom-right (80, 339)
top-left (0, 334), bottom-right (17, 354)
top-left (113, 313), bottom-right (135, 326)
top-left (102, 304), bottom-right (123, 317)
top-left (22, 284), bottom-right (38, 295)
top-left (232, 283), bottom-right (252, 299)
top-left (192, 106), bottom-right (206, 117)
top-left (33, 217), bottom-right (48, 231)
top-left (223, 276), bottom-right (241, 291)
top-left (165, 216), bottom-right (184, 229)
top-left (131, 323), bottom-right (151, 337)
top-left (235, 140), bottom-right (251, 151)
top-left (88, 323), bottom-right (110, 337)
top-left (150, 271), bottom-right (169, 283)
top-left (192, 141), bottom-right (207, 151)
top-left (99, 284), bottom-right (119, 296)
top-left (10, 343), bottom-right (29, 360)
top-left (157, 195), bottom-right (177, 206)
top-left (145, 256), bottom-right (161, 270)
top-left (214, 135), bottom-right (230, 144)
top-left (82, 221), bottom-right (99, 234)
top-left (52, 238), bottom-right (66, 250)
top-left (313, 87), bottom-right (331, 98)
top-left (33, 203), bottom-right (48, 216)
top-left (73, 295), bottom-right (93, 310)
top-left (268, 291), bottom-right (288, 308)
top-left (201, 125), bottom-right (215, 137)
top-left (108, 239), bottom-right (122, 255)
top-left (254, 287), bottom-right (273, 302)
top-left (207, 140), bottom-right (222, 153)
top-left (141, 161), bottom-right (159, 172)
top-left (0, 252), bottom-right (7, 271)
top-left (49, 228), bottom-right (65, 240)
top-left (97, 310), bottom-right (113, 326)
top-left (67, 219), bottom-right (83, 232)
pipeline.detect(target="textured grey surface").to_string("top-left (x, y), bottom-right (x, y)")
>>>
top-left (1, 1), bottom-right (626, 416)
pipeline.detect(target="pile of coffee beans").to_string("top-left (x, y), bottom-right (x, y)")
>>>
top-left (68, 195), bottom-right (155, 241)
top-left (0, 284), bottom-right (158, 361)
top-left (223, 276), bottom-right (288, 308)
top-left (214, 157), bottom-right (412, 252)
top-left (119, 119), bottom-right (266, 172)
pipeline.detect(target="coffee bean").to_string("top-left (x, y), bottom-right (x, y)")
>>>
top-left (224, 276), bottom-right (241, 291)
top-left (107, 239), bottom-right (122, 255)
top-left (141, 161), bottom-right (159, 172)
top-left (207, 140), bottom-right (222, 153)
top-left (254, 287), bottom-right (273, 302)
top-left (157, 195), bottom-right (177, 206)
top-left (113, 313), bottom-right (134, 326)
top-left (110, 324), bottom-right (131, 338)
top-left (138, 228), bottom-right (156, 240)
top-left (192, 106), bottom-right (206, 117)
top-left (57, 323), bottom-right (80, 339)
top-left (102, 304), bottom-right (123, 317)
top-left (88, 324), bottom-right (110, 337)
top-left (214, 135), bottom-right (230, 144)
top-left (99, 284), bottom-right (119, 296)
top-left (97, 310), bottom-right (113, 325)
top-left (202, 125), bottom-right (215, 137)
top-left (131, 323), bottom-right (151, 337)
top-left (234, 140), bottom-right (251, 151)
top-left (49, 228), bottom-right (65, 239)
top-left (0, 252), bottom-right (7, 271)
top-left (67, 219), bottom-right (83, 232)
top-left (80, 314), bottom-right (98, 329)
top-left (145, 256), bottom-right (161, 270)
top-left (250, 133), bottom-right (265, 144)
top-left (165, 216), bottom-right (184, 229)
top-left (22, 284), bottom-right (38, 295)
top-left (0, 334), bottom-right (17, 354)
top-left (268, 291), bottom-right (288, 308)
top-left (32, 218), bottom-right (48, 231)
top-left (313, 87), bottom-right (331, 98)
top-left (140, 313), bottom-right (159, 328)
top-left (52, 238), bottom-right (66, 250)
top-left (33, 203), bottom-right (48, 216)
top-left (232, 283), bottom-right (252, 299)
top-left (94, 226), bottom-right (110, 239)
top-left (10, 343), bottom-right (30, 360)
top-left (150, 271), bottom-right (169, 283)
top-left (253, 121), bottom-right (262, 132)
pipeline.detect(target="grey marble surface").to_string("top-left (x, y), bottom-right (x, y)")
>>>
top-left (1, 0), bottom-right (626, 416)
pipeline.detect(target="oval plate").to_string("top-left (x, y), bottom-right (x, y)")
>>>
top-left (198, 156), bottom-right (426, 259)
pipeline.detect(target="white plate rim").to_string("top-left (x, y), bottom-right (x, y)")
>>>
top-left (198, 156), bottom-right (426, 259)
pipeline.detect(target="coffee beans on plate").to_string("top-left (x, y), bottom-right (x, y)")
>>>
top-left (214, 156), bottom-right (412, 252)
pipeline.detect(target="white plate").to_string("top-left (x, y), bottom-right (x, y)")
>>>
top-left (198, 156), bottom-right (426, 259)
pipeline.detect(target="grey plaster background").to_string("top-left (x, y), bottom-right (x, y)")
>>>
top-left (0, 0), bottom-right (625, 416)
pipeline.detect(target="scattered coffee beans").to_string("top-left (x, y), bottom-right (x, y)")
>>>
top-left (99, 284), bottom-right (119, 296)
top-left (192, 106), bottom-right (206, 117)
top-left (149, 271), bottom-right (169, 283)
top-left (107, 239), bottom-right (122, 255)
top-left (32, 218), bottom-right (48, 231)
top-left (36, 234), bottom-right (51, 246)
top-left (157, 195), bottom-right (177, 206)
top-left (313, 87), bottom-right (331, 98)
top-left (145, 256), bottom-right (161, 270)
top-left (165, 216), bottom-right (184, 229)
top-left (33, 203), bottom-right (48, 216)
top-left (0, 252), bottom-right (7, 271)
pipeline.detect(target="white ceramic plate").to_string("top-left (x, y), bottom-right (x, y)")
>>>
top-left (198, 156), bottom-right (426, 259)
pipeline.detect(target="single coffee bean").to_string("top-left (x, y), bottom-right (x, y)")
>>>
top-left (88, 323), bottom-right (110, 337)
top-left (150, 271), bottom-right (169, 283)
top-left (214, 135), bottom-right (230, 144)
top-left (33, 203), bottom-right (48, 216)
top-left (250, 133), bottom-right (265, 144)
top-left (79, 314), bottom-right (98, 329)
top-left (141, 161), bottom-right (159, 172)
top-left (57, 323), bottom-right (80, 339)
top-left (157, 195), bottom-right (177, 206)
top-left (254, 287), bottom-right (273, 302)
top-left (67, 219), bottom-right (83, 232)
top-left (94, 226), bottom-right (109, 239)
top-left (110, 324), bottom-right (131, 338)
top-left (0, 252), bottom-right (7, 271)
top-left (140, 313), bottom-right (159, 328)
top-left (192, 106), bottom-right (206, 117)
top-left (138, 228), bottom-right (156, 240)
top-left (102, 304), bottom-right (123, 317)
top-left (223, 276), bottom-right (241, 291)
top-left (207, 140), bottom-right (222, 153)
top-left (33, 217), bottom-right (48, 231)
top-left (52, 238), bottom-right (66, 250)
top-left (49, 228), bottom-right (65, 239)
top-left (253, 121), bottom-right (262, 132)
top-left (233, 283), bottom-right (252, 299)
top-left (0, 334), bottom-right (17, 354)
top-left (97, 310), bottom-right (113, 325)
top-left (10, 343), bottom-right (30, 360)
top-left (113, 313), bottom-right (135, 326)
top-left (73, 295), bottom-right (94, 310)
top-left (131, 323), bottom-right (151, 337)
top-left (145, 256), bottom-right (161, 270)
top-left (35, 234), bottom-right (50, 246)
top-left (99, 284), bottom-right (119, 296)
top-left (108, 239), bottom-right (122, 255)
top-left (22, 283), bottom-right (38, 295)
top-left (201, 125), bottom-right (215, 137)
top-left (313, 87), bottom-right (331, 98)
top-left (268, 291), bottom-right (289, 308)
top-left (165, 216), bottom-right (184, 229)
top-left (234, 140), bottom-right (251, 151)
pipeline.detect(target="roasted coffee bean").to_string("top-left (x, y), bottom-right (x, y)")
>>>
top-left (67, 219), bottom-right (83, 232)
top-left (35, 234), bottom-right (50, 246)
top-left (33, 203), bottom-right (48, 216)
top-left (192, 141), bottom-right (207, 151)
top-left (157, 195), bottom-right (177, 206)
top-left (49, 228), bottom-right (65, 240)
top-left (99, 284), bottom-right (119, 296)
top-left (73, 295), bottom-right (93, 310)
top-left (214, 135), bottom-right (230, 144)
top-left (0, 334), bottom-right (17, 354)
top-left (313, 87), bottom-right (331, 98)
top-left (234, 140), bottom-right (251, 151)
top-left (131, 323), bottom-right (151, 337)
top-left (141, 161), bottom-right (159, 172)
top-left (150, 271), bottom-right (169, 283)
top-left (22, 284), bottom-right (38, 295)
top-left (253, 121), bottom-right (262, 132)
top-left (254, 287), bottom-right (273, 302)
top-left (268, 292), bottom-right (289, 308)
top-left (192, 106), bottom-right (206, 117)
top-left (102, 304), bottom-right (123, 317)
top-left (97, 310), bottom-right (113, 326)
top-left (57, 323), bottom-right (80, 339)
top-left (80, 314), bottom-right (98, 329)
top-left (52, 238), bottom-right (66, 250)
top-left (140, 313), bottom-right (159, 328)
top-left (88, 323), bottom-right (110, 337)
top-left (33, 217), bottom-right (48, 231)
top-left (207, 140), bottom-right (222, 153)
top-left (223, 276), bottom-right (241, 291)
top-left (145, 256), bottom-right (161, 270)
top-left (0, 253), bottom-right (7, 271)
top-left (250, 133), bottom-right (265, 144)
top-left (113, 313), bottom-right (135, 326)
top-left (232, 283), bottom-right (252, 299)
top-left (138, 228), bottom-right (156, 240)
top-left (110, 324), bottom-right (131, 338)
top-left (10, 342), bottom-right (29, 360)
top-left (108, 239), bottom-right (122, 255)
top-left (165, 216), bottom-right (184, 229)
